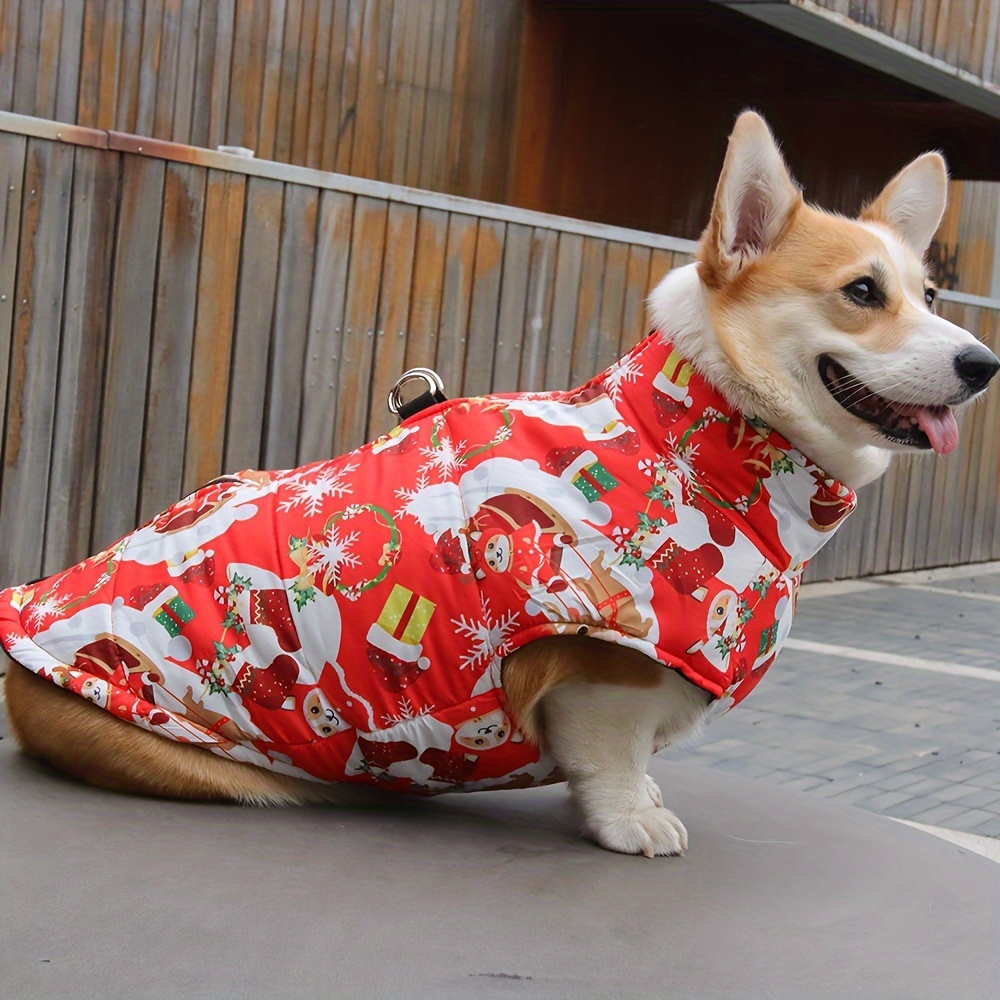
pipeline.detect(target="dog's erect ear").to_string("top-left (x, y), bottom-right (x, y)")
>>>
top-left (700, 111), bottom-right (801, 286)
top-left (860, 152), bottom-right (948, 254)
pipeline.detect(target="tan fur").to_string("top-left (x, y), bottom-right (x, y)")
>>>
top-left (708, 207), bottom-right (933, 367)
top-left (4, 658), bottom-right (337, 805)
top-left (501, 636), bottom-right (663, 744)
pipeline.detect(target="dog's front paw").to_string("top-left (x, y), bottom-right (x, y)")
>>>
top-left (641, 773), bottom-right (663, 809)
top-left (591, 805), bottom-right (688, 858)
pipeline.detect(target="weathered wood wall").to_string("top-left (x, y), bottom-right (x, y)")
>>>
top-left (809, 0), bottom-right (1000, 86)
top-left (1, 115), bottom-right (998, 589)
top-left (0, 0), bottom-right (524, 202)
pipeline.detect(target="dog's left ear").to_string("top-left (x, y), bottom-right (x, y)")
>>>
top-left (700, 111), bottom-right (802, 286)
top-left (860, 152), bottom-right (948, 254)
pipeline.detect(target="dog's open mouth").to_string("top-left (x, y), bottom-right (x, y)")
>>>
top-left (818, 355), bottom-right (959, 455)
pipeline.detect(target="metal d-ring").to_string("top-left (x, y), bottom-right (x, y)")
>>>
top-left (387, 367), bottom-right (447, 415)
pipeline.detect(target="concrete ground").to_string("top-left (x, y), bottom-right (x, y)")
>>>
top-left (673, 560), bottom-right (1000, 854)
top-left (3, 562), bottom-right (1000, 996)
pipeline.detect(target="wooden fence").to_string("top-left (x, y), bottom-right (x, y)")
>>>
top-left (808, 0), bottom-right (1000, 86)
top-left (0, 0), bottom-right (524, 202)
top-left (0, 111), bottom-right (998, 589)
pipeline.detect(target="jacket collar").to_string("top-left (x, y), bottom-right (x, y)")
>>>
top-left (602, 331), bottom-right (857, 569)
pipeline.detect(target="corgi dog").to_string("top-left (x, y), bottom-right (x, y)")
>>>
top-left (4, 112), bottom-right (997, 857)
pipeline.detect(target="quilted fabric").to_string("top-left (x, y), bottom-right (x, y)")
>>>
top-left (0, 332), bottom-right (855, 793)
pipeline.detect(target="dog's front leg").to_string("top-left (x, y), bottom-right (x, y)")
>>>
top-left (540, 679), bottom-right (693, 857)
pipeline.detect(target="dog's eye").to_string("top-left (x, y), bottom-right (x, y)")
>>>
top-left (843, 277), bottom-right (882, 307)
top-left (925, 287), bottom-right (936, 307)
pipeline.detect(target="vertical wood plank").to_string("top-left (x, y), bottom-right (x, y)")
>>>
top-left (113, 0), bottom-right (142, 132)
top-left (404, 206), bottom-right (448, 371)
top-left (491, 221), bottom-right (532, 391)
top-left (44, 146), bottom-right (119, 573)
top-left (403, 0), bottom-right (433, 188)
top-left (154, 0), bottom-right (183, 140)
top-left (182, 168), bottom-right (246, 494)
top-left (91, 153), bottom-right (165, 551)
top-left (0, 0), bottom-right (21, 112)
top-left (255, 0), bottom-right (287, 161)
top-left (419, 0), bottom-right (456, 189)
top-left (297, 189), bottom-right (355, 464)
top-left (352, 0), bottom-right (394, 180)
top-left (206, 0), bottom-right (236, 149)
top-left (134, 0), bottom-right (164, 135)
top-left (518, 227), bottom-right (558, 392)
top-left (333, 0), bottom-right (365, 176)
top-left (54, 0), bottom-right (84, 123)
top-left (619, 244), bottom-right (652, 355)
top-left (139, 162), bottom-right (206, 522)
top-left (444, 0), bottom-right (475, 192)
top-left (0, 132), bottom-right (27, 450)
top-left (336, 196), bottom-right (389, 452)
top-left (460, 216), bottom-right (506, 398)
top-left (290, 0), bottom-right (319, 168)
top-left (379, 0), bottom-right (410, 184)
top-left (263, 182), bottom-right (318, 471)
top-left (33, 0), bottom-right (65, 120)
top-left (971, 308), bottom-right (1000, 558)
top-left (595, 242), bottom-right (629, 371)
top-left (0, 139), bottom-right (74, 585)
top-left (366, 200), bottom-right (419, 438)
top-left (304, 0), bottom-right (334, 169)
top-left (227, 0), bottom-right (268, 152)
top-left (319, 0), bottom-right (352, 172)
top-left (273, 0), bottom-right (302, 166)
top-left (569, 237), bottom-right (608, 386)
top-left (433, 211), bottom-right (478, 397)
top-left (171, 0), bottom-right (201, 142)
top-left (224, 176), bottom-right (284, 472)
top-left (11, 0), bottom-right (41, 117)
top-left (545, 232), bottom-right (584, 389)
top-left (189, 0), bottom-right (219, 147)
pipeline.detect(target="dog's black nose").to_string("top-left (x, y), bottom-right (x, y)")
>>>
top-left (954, 345), bottom-right (1000, 392)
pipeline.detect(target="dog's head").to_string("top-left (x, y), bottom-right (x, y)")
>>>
top-left (674, 111), bottom-right (998, 485)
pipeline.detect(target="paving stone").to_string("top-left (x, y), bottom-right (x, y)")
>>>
top-left (943, 809), bottom-right (1000, 834)
top-left (952, 786), bottom-right (1000, 809)
top-left (906, 802), bottom-right (973, 826)
top-left (693, 567), bottom-right (1000, 836)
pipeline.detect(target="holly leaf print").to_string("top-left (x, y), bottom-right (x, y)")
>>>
top-left (637, 512), bottom-right (665, 535)
top-left (290, 581), bottom-right (316, 610)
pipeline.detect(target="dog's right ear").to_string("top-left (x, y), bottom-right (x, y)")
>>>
top-left (699, 111), bottom-right (802, 287)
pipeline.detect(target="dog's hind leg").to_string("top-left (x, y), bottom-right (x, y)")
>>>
top-left (3, 660), bottom-right (337, 805)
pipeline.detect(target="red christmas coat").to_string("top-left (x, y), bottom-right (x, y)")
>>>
top-left (0, 332), bottom-right (856, 793)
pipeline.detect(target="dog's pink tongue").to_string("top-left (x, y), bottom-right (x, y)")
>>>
top-left (900, 405), bottom-right (959, 455)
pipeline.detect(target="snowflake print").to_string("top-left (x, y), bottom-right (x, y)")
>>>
top-left (307, 525), bottom-right (361, 583)
top-left (381, 696), bottom-right (436, 727)
top-left (394, 472), bottom-right (431, 520)
top-left (24, 591), bottom-right (65, 630)
top-left (604, 354), bottom-right (641, 402)
top-left (277, 463), bottom-right (357, 517)
top-left (452, 600), bottom-right (519, 670)
top-left (419, 428), bottom-right (468, 479)
top-left (662, 436), bottom-right (701, 495)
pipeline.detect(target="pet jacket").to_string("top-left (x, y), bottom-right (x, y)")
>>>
top-left (0, 331), bottom-right (856, 794)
